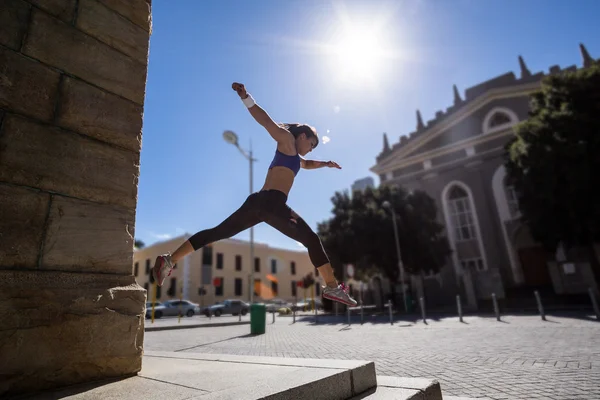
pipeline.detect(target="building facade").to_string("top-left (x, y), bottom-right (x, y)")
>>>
top-left (134, 234), bottom-right (319, 307)
top-left (370, 44), bottom-right (599, 309)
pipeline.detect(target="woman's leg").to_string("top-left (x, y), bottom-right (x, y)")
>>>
top-left (262, 205), bottom-right (357, 306)
top-left (174, 196), bottom-right (261, 262)
top-left (153, 194), bottom-right (262, 286)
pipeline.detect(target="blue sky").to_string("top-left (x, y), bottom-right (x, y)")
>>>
top-left (136, 0), bottom-right (599, 251)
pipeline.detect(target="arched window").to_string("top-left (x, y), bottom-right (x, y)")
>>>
top-left (489, 112), bottom-right (511, 128)
top-left (482, 107), bottom-right (518, 134)
top-left (447, 186), bottom-right (476, 241)
top-left (442, 181), bottom-right (489, 274)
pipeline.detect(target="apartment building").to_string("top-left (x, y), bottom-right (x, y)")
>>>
top-left (133, 234), bottom-right (319, 307)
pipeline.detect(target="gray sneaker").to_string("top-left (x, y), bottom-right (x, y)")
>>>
top-left (322, 282), bottom-right (357, 307)
top-left (152, 253), bottom-right (174, 287)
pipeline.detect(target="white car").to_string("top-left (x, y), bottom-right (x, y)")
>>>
top-left (145, 300), bottom-right (200, 319)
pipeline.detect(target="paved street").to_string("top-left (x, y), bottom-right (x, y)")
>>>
top-left (144, 312), bottom-right (600, 399)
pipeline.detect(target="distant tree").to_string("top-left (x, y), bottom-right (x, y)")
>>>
top-left (505, 64), bottom-right (600, 284)
top-left (134, 239), bottom-right (145, 249)
top-left (317, 191), bottom-right (371, 283)
top-left (318, 185), bottom-right (452, 304)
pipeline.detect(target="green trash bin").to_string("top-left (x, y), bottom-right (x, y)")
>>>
top-left (250, 303), bottom-right (266, 334)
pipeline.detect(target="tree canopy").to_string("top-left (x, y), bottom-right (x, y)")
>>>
top-left (505, 64), bottom-right (600, 280)
top-left (317, 185), bottom-right (452, 285)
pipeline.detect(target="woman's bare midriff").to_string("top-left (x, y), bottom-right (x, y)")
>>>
top-left (259, 166), bottom-right (295, 196)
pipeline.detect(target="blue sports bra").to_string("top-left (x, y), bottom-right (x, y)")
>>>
top-left (269, 150), bottom-right (301, 176)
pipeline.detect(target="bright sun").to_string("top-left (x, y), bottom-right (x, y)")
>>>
top-left (330, 25), bottom-right (390, 84)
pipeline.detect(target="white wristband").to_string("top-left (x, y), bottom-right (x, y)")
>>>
top-left (242, 93), bottom-right (256, 108)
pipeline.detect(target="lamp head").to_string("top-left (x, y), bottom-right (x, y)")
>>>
top-left (223, 130), bottom-right (239, 146)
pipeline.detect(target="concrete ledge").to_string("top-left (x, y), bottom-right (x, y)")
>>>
top-left (142, 352), bottom-right (377, 400)
top-left (144, 320), bottom-right (249, 331)
top-left (21, 352), bottom-right (376, 399)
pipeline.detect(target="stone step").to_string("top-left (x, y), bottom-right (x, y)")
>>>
top-left (349, 376), bottom-right (442, 399)
top-left (159, 352), bottom-right (378, 400)
top-left (348, 376), bottom-right (489, 400)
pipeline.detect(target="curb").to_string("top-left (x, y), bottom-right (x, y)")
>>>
top-left (145, 321), bottom-right (250, 332)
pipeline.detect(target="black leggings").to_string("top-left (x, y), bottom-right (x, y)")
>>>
top-left (188, 189), bottom-right (330, 268)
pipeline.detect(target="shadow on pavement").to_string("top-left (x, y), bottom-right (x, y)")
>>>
top-left (289, 309), bottom-right (598, 326)
top-left (174, 333), bottom-right (260, 352)
top-left (292, 313), bottom-right (420, 326)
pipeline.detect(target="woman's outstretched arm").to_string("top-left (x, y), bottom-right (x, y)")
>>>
top-left (300, 159), bottom-right (342, 170)
top-left (232, 82), bottom-right (292, 144)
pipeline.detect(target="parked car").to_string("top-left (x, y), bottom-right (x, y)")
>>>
top-left (145, 299), bottom-right (200, 319)
top-left (265, 299), bottom-right (292, 313)
top-left (204, 299), bottom-right (249, 317)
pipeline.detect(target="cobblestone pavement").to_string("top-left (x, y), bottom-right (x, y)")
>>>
top-left (144, 312), bottom-right (600, 399)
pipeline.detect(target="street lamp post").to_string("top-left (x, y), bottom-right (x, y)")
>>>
top-left (382, 200), bottom-right (408, 313)
top-left (223, 130), bottom-right (257, 304)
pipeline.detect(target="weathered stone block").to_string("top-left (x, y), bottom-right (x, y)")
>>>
top-left (0, 46), bottom-right (61, 122)
top-left (0, 270), bottom-right (145, 396)
top-left (77, 0), bottom-right (149, 63)
top-left (42, 195), bottom-right (135, 274)
top-left (0, 185), bottom-right (49, 268)
top-left (97, 0), bottom-right (151, 32)
top-left (56, 76), bottom-right (143, 152)
top-left (0, 0), bottom-right (30, 50)
top-left (27, 0), bottom-right (76, 23)
top-left (23, 10), bottom-right (148, 105)
top-left (0, 115), bottom-right (140, 209)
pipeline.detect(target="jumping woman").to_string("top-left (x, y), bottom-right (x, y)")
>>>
top-left (151, 82), bottom-right (357, 307)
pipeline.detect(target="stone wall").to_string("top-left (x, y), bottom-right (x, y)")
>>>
top-left (0, 0), bottom-right (151, 396)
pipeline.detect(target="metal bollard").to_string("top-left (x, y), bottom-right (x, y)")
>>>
top-left (293, 295), bottom-right (297, 324)
top-left (272, 311), bottom-right (275, 324)
top-left (347, 306), bottom-right (351, 325)
top-left (456, 295), bottom-right (463, 322)
top-left (492, 293), bottom-right (500, 321)
top-left (419, 297), bottom-right (426, 324)
top-left (239, 311), bottom-right (241, 322)
top-left (360, 301), bottom-right (364, 325)
top-left (314, 302), bottom-right (318, 324)
top-left (534, 290), bottom-right (546, 321)
top-left (589, 287), bottom-right (600, 320)
top-left (388, 300), bottom-right (393, 325)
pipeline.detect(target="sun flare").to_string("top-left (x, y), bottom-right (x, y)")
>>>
top-left (330, 24), bottom-right (391, 85)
